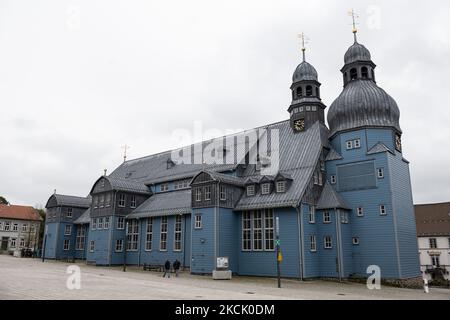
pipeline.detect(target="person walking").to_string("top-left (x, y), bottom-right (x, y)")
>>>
top-left (163, 260), bottom-right (171, 278)
top-left (173, 259), bottom-right (181, 277)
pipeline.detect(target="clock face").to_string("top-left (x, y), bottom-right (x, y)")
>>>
top-left (294, 119), bottom-right (305, 132)
top-left (395, 134), bottom-right (402, 152)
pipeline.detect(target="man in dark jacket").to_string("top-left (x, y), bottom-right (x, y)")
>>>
top-left (163, 260), bottom-right (171, 278)
top-left (173, 259), bottom-right (181, 277)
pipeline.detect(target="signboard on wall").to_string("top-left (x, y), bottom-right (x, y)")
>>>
top-left (216, 257), bottom-right (229, 270)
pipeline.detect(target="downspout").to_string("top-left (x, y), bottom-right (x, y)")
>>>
top-left (295, 205), bottom-right (304, 281)
top-left (335, 208), bottom-right (342, 282)
top-left (214, 182), bottom-right (219, 271)
top-left (137, 218), bottom-right (141, 267)
top-left (183, 214), bottom-right (187, 268)
top-left (109, 190), bottom-right (117, 266)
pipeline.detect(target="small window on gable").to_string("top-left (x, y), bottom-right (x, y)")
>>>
top-left (160, 183), bottom-right (169, 192)
top-left (309, 206), bottom-right (315, 224)
top-left (130, 195), bottom-right (137, 208)
top-left (261, 183), bottom-right (270, 195)
top-left (354, 139), bottom-right (361, 149)
top-left (220, 186), bottom-right (227, 200)
top-left (118, 194), bottom-right (126, 207)
top-left (67, 208), bottom-right (73, 218)
top-left (306, 85), bottom-right (313, 96)
top-left (195, 188), bottom-right (202, 202)
top-left (330, 175), bottom-right (337, 185)
top-left (377, 168), bottom-right (384, 179)
top-left (350, 68), bottom-right (358, 80)
top-left (361, 67), bottom-right (369, 79)
top-left (204, 186), bottom-right (211, 201)
top-left (346, 140), bottom-right (353, 150)
top-left (276, 181), bottom-right (286, 193)
top-left (247, 185), bottom-right (255, 196)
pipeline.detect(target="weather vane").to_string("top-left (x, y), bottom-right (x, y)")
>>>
top-left (297, 32), bottom-right (310, 62)
top-left (121, 144), bottom-right (130, 162)
top-left (348, 9), bottom-right (359, 42)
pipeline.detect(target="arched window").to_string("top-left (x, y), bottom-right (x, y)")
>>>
top-left (344, 72), bottom-right (348, 83)
top-left (296, 86), bottom-right (303, 98)
top-left (361, 67), bottom-right (369, 79)
top-left (315, 87), bottom-right (320, 98)
top-left (350, 68), bottom-right (358, 80)
top-left (306, 85), bottom-right (313, 96)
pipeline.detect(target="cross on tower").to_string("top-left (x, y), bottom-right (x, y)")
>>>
top-left (348, 9), bottom-right (360, 42)
top-left (121, 144), bottom-right (130, 162)
top-left (297, 32), bottom-right (310, 62)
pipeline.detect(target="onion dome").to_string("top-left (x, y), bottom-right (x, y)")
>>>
top-left (292, 61), bottom-right (318, 83)
top-left (344, 42), bottom-right (371, 64)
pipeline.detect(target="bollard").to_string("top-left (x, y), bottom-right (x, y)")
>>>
top-left (423, 277), bottom-right (429, 294)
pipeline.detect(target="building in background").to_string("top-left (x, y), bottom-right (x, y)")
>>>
top-left (0, 204), bottom-right (42, 255)
top-left (415, 202), bottom-right (450, 281)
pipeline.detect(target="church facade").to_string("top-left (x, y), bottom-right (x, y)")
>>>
top-left (43, 33), bottom-right (421, 282)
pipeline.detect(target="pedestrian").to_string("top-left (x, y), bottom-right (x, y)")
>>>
top-left (173, 259), bottom-right (181, 277)
top-left (163, 260), bottom-right (171, 278)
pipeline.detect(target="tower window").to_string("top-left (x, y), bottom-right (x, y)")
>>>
top-left (344, 72), bottom-right (348, 83)
top-left (352, 237), bottom-right (360, 245)
top-left (306, 85), bottom-right (313, 96)
top-left (357, 207), bottom-right (364, 217)
top-left (296, 87), bottom-right (303, 98)
top-left (330, 175), bottom-right (337, 184)
top-left (315, 87), bottom-right (320, 98)
top-left (377, 168), bottom-right (384, 179)
top-left (379, 205), bottom-right (387, 216)
top-left (350, 68), bottom-right (358, 80)
top-left (361, 67), bottom-right (369, 79)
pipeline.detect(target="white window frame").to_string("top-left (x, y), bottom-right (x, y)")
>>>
top-left (98, 217), bottom-right (104, 229)
top-left (330, 175), bottom-right (337, 184)
top-left (67, 208), bottom-right (73, 218)
top-left (379, 205), bottom-right (387, 216)
top-left (352, 237), bottom-right (360, 245)
top-left (220, 185), bottom-right (226, 200)
top-left (160, 183), bottom-right (169, 192)
top-left (159, 216), bottom-right (168, 251)
top-left (354, 139), bottom-right (361, 149)
top-left (246, 185), bottom-right (255, 196)
top-left (130, 195), bottom-right (137, 208)
top-left (145, 218), bottom-right (153, 251)
top-left (174, 215), bottom-right (182, 252)
top-left (89, 240), bottom-right (95, 252)
top-left (117, 217), bottom-right (125, 230)
top-left (264, 209), bottom-right (274, 251)
top-left (118, 194), bottom-right (126, 207)
top-left (377, 168), bottom-right (384, 179)
top-left (4, 222), bottom-right (10, 231)
top-left (310, 235), bottom-right (317, 252)
top-left (195, 188), bottom-right (202, 202)
top-left (276, 181), bottom-right (286, 193)
top-left (64, 225), bottom-right (72, 236)
top-left (92, 218), bottom-right (97, 230)
top-left (99, 194), bottom-right (104, 208)
top-left (94, 196), bottom-right (99, 209)
top-left (429, 238), bottom-right (437, 249)
top-left (346, 140), bottom-right (353, 150)
top-left (104, 217), bottom-right (110, 229)
top-left (22, 224), bottom-right (28, 232)
top-left (340, 211), bottom-right (349, 224)
top-left (19, 237), bottom-right (25, 248)
top-left (106, 193), bottom-right (111, 207)
top-left (13, 223), bottom-right (18, 231)
top-left (323, 211), bottom-right (331, 223)
top-left (242, 212), bottom-right (252, 251)
top-left (194, 214), bottom-right (202, 229)
top-left (204, 186), bottom-right (211, 201)
top-left (309, 206), bottom-right (315, 224)
top-left (357, 207), bottom-right (364, 217)
top-left (126, 220), bottom-right (139, 251)
top-left (324, 236), bottom-right (333, 249)
top-left (115, 239), bottom-right (123, 252)
top-left (10, 238), bottom-right (16, 248)
top-left (253, 211), bottom-right (263, 251)
top-left (63, 239), bottom-right (70, 251)
top-left (75, 226), bottom-right (85, 251)
top-left (261, 183), bottom-right (270, 195)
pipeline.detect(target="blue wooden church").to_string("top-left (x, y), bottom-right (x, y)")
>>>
top-left (43, 31), bottom-right (421, 283)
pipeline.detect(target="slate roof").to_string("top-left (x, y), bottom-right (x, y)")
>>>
top-left (192, 171), bottom-right (246, 187)
top-left (325, 147), bottom-right (343, 161)
top-left (91, 176), bottom-right (151, 195)
top-left (292, 61), bottom-right (318, 83)
top-left (316, 182), bottom-right (351, 210)
top-left (127, 189), bottom-right (191, 219)
top-left (74, 208), bottom-right (91, 224)
top-left (415, 202), bottom-right (450, 237)
top-left (234, 120), bottom-right (329, 211)
top-left (46, 194), bottom-right (91, 209)
top-left (367, 142), bottom-right (393, 155)
top-left (0, 204), bottom-right (42, 221)
top-left (344, 42), bottom-right (372, 65)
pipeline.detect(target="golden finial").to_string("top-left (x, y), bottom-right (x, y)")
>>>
top-left (297, 32), bottom-right (309, 62)
top-left (348, 9), bottom-right (359, 42)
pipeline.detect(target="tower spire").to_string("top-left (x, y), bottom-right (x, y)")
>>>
top-left (297, 32), bottom-right (309, 62)
top-left (121, 144), bottom-right (130, 162)
top-left (348, 9), bottom-right (359, 43)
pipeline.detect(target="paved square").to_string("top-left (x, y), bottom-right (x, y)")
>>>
top-left (0, 255), bottom-right (449, 300)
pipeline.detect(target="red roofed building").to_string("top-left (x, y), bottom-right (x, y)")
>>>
top-left (0, 204), bottom-right (42, 254)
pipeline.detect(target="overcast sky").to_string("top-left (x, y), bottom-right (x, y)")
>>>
top-left (1, 0), bottom-right (449, 208)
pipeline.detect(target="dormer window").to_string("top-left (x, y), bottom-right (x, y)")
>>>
top-left (276, 181), bottom-right (286, 193)
top-left (261, 183), bottom-right (270, 195)
top-left (160, 183), bottom-right (169, 192)
top-left (246, 185), bottom-right (255, 196)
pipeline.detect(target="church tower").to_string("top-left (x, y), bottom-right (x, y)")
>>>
top-left (288, 34), bottom-right (326, 133)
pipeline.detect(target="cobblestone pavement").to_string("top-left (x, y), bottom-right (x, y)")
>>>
top-left (0, 255), bottom-right (449, 300)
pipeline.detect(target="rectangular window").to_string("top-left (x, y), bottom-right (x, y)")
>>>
top-left (76, 226), bottom-right (85, 250)
top-left (145, 218), bottom-right (153, 251)
top-left (261, 183), bottom-right (270, 195)
top-left (374, 167), bottom-right (383, 179)
top-left (0, 222), bottom-right (3, 231)
top-left (352, 237), bottom-right (360, 245)
top-left (92, 218), bottom-right (97, 230)
top-left (357, 207), bottom-right (364, 217)
top-left (22, 224), bottom-right (28, 232)
top-left (126, 220), bottom-right (139, 251)
top-left (98, 217), bottom-right (104, 229)
top-left (89, 241), bottom-right (95, 252)
top-left (253, 211), bottom-right (263, 251)
top-left (174, 215), bottom-right (182, 251)
top-left (13, 223), bottom-right (18, 231)
top-left (195, 188), bottom-right (202, 202)
top-left (313, 172), bottom-right (319, 185)
top-left (194, 214), bottom-right (202, 229)
top-left (130, 195), bottom-right (137, 208)
top-left (431, 255), bottom-right (440, 267)
top-left (94, 196), bottom-right (98, 208)
top-left (117, 217), bottom-right (125, 229)
top-left (4, 222), bottom-right (10, 231)
top-left (247, 185), bottom-right (255, 196)
top-left (160, 183), bottom-right (169, 192)
top-left (19, 238), bottom-right (25, 248)
top-left (160, 216), bottom-right (168, 251)
top-left (324, 236), bottom-right (332, 249)
top-left (30, 224), bottom-right (36, 233)
top-left (318, 172), bottom-right (323, 186)
top-left (220, 186), bottom-right (226, 200)
top-left (310, 235), bottom-right (317, 252)
top-left (379, 205), bottom-right (387, 216)
top-left (204, 186), bottom-right (211, 201)
top-left (63, 239), bottom-right (70, 251)
top-left (346, 140), bottom-right (353, 150)
top-left (67, 208), bottom-right (73, 218)
top-left (118, 194), bottom-right (126, 207)
top-left (106, 193), bottom-right (111, 207)
top-left (64, 225), bottom-right (72, 236)
top-left (323, 211), bottom-right (331, 223)
top-left (115, 239), bottom-right (123, 252)
top-left (104, 217), bottom-right (110, 229)
top-left (242, 212), bottom-right (252, 251)
top-left (10, 238), bottom-right (16, 248)
top-left (309, 206), bottom-right (315, 224)
top-left (99, 194), bottom-right (104, 208)
top-left (331, 175), bottom-right (337, 184)
top-left (340, 211), bottom-right (349, 224)
top-left (276, 181), bottom-right (286, 193)
top-left (354, 139), bottom-right (361, 149)
top-left (429, 238), bottom-right (437, 249)
top-left (337, 161), bottom-right (376, 192)
top-left (264, 209), bottom-right (274, 250)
